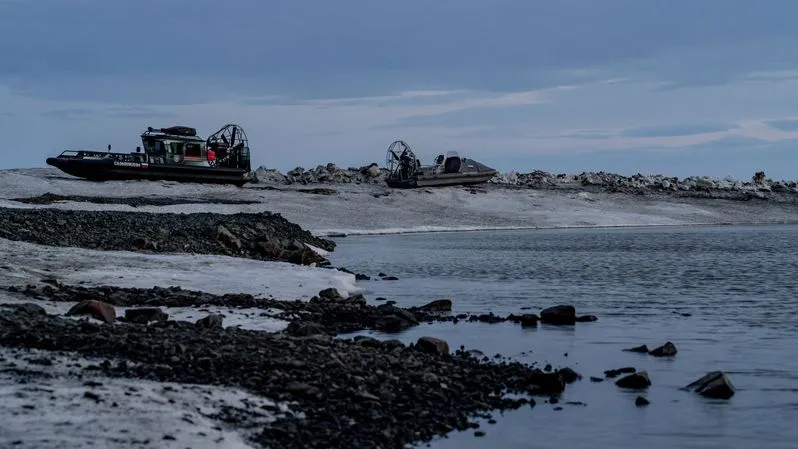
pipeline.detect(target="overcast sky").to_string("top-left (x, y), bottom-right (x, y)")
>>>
top-left (1, 0), bottom-right (797, 179)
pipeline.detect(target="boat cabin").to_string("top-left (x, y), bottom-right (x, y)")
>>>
top-left (140, 126), bottom-right (213, 167)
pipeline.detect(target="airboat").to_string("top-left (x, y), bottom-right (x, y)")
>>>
top-left (45, 124), bottom-right (253, 186)
top-left (384, 140), bottom-right (498, 188)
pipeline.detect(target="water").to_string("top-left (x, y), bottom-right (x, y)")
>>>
top-left (328, 225), bottom-right (798, 449)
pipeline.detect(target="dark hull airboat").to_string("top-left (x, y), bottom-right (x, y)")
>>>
top-left (385, 140), bottom-right (498, 189)
top-left (46, 124), bottom-right (253, 186)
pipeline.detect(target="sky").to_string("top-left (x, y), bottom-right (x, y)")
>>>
top-left (1, 0), bottom-right (798, 179)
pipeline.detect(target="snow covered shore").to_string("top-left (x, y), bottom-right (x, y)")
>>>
top-left (2, 167), bottom-right (798, 238)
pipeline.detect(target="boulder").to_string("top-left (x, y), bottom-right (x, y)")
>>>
top-left (649, 341), bottom-right (677, 357)
top-left (416, 336), bottom-right (450, 356)
top-left (417, 299), bottom-right (453, 312)
top-left (575, 315), bottom-right (598, 322)
top-left (519, 314), bottom-right (539, 327)
top-left (623, 345), bottom-right (649, 353)
top-left (525, 371), bottom-right (566, 395)
top-left (318, 288), bottom-right (344, 300)
top-left (66, 299), bottom-right (116, 324)
top-left (216, 225), bottom-right (242, 251)
top-left (255, 240), bottom-right (284, 259)
top-left (124, 307), bottom-right (168, 324)
top-left (615, 371), bottom-right (651, 389)
top-left (3, 303), bottom-right (46, 315)
top-left (287, 322), bottom-right (327, 337)
top-left (289, 247), bottom-right (325, 265)
top-left (635, 396), bottom-right (650, 407)
top-left (195, 314), bottom-right (224, 329)
top-left (604, 367), bottom-right (636, 378)
top-left (683, 371), bottom-right (735, 399)
top-left (540, 305), bottom-right (576, 325)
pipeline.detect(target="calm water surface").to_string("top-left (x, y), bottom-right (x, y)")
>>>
top-left (328, 225), bottom-right (798, 449)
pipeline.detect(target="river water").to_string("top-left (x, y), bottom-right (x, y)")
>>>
top-left (328, 225), bottom-right (798, 449)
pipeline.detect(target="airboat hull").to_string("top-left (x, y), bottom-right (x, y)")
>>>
top-left (46, 157), bottom-right (251, 186)
top-left (386, 170), bottom-right (497, 188)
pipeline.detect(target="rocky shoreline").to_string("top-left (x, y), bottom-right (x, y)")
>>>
top-left (5, 282), bottom-right (598, 335)
top-left (0, 300), bottom-right (575, 449)
top-left (0, 207), bottom-right (336, 266)
top-left (252, 164), bottom-right (798, 203)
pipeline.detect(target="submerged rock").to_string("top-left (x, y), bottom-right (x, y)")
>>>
top-left (540, 305), bottom-right (576, 325)
top-left (623, 345), bottom-right (650, 353)
top-left (417, 299), bottom-right (453, 312)
top-left (615, 371), bottom-right (651, 389)
top-left (649, 341), bottom-right (677, 357)
top-left (683, 371), bottom-right (735, 399)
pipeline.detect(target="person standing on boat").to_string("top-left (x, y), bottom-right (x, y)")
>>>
top-left (207, 147), bottom-right (216, 166)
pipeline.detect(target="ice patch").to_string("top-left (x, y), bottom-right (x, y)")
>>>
top-left (0, 347), bottom-right (295, 449)
top-left (0, 238), bottom-right (362, 300)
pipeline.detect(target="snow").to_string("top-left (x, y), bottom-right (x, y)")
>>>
top-left (0, 347), bottom-right (295, 449)
top-left (3, 168), bottom-right (798, 238)
top-left (0, 239), bottom-right (361, 301)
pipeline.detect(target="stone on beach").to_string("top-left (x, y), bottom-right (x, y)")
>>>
top-left (416, 336), bottom-right (450, 356)
top-left (195, 314), bottom-right (224, 329)
top-left (123, 307), bottom-right (168, 324)
top-left (66, 299), bottom-right (116, 324)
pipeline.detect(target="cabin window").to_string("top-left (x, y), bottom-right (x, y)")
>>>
top-left (169, 142), bottom-right (184, 155)
top-left (184, 142), bottom-right (202, 158)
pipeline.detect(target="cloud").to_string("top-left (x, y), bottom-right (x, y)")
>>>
top-left (4, 1), bottom-right (798, 103)
top-left (763, 118), bottom-right (798, 132)
top-left (621, 123), bottom-right (737, 138)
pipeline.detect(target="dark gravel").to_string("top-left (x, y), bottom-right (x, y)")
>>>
top-left (0, 207), bottom-right (335, 265)
top-left (0, 305), bottom-right (579, 449)
top-left (12, 192), bottom-right (261, 207)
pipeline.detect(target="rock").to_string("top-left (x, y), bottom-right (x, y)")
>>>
top-left (575, 315), bottom-right (598, 322)
top-left (623, 345), bottom-right (649, 353)
top-left (3, 303), bottom-right (46, 315)
top-left (684, 371), bottom-right (735, 399)
top-left (604, 367), bottom-right (636, 378)
top-left (539, 305), bottom-right (576, 325)
top-left (255, 240), bottom-right (284, 259)
top-left (287, 322), bottom-right (327, 337)
top-left (318, 288), bottom-right (344, 300)
top-left (589, 376), bottom-right (604, 382)
top-left (195, 314), bottom-right (224, 329)
top-left (557, 367), bottom-right (581, 383)
top-left (66, 299), bottom-right (116, 324)
top-left (510, 313), bottom-right (539, 327)
top-left (649, 341), bottom-right (677, 357)
top-left (216, 225), bottom-right (242, 251)
top-left (417, 299), bottom-right (453, 312)
top-left (123, 308), bottom-right (168, 324)
top-left (415, 336), bottom-right (450, 356)
top-left (615, 371), bottom-right (651, 389)
top-left (289, 247), bottom-right (325, 266)
top-left (635, 396), bottom-right (650, 407)
top-left (381, 276), bottom-right (399, 281)
top-left (131, 237), bottom-right (158, 251)
top-left (526, 371), bottom-right (566, 395)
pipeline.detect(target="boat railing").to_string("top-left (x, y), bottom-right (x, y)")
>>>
top-left (58, 149), bottom-right (147, 163)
